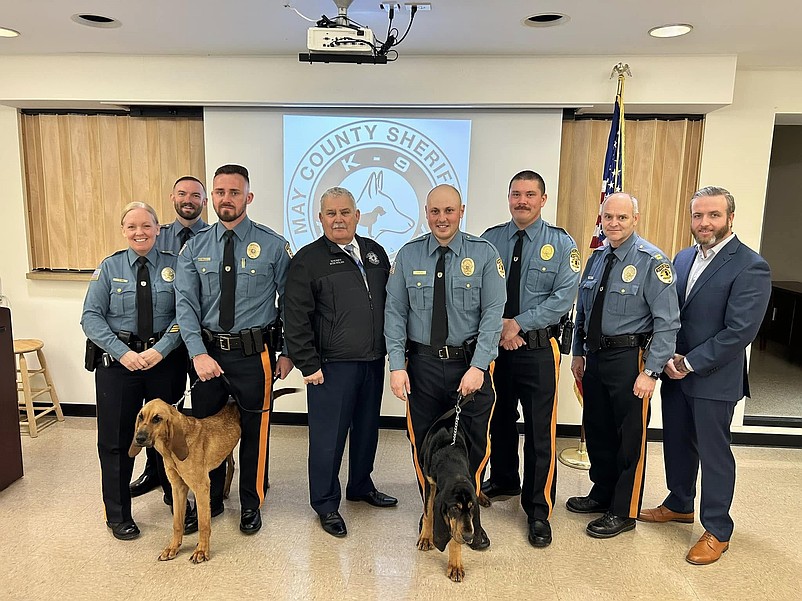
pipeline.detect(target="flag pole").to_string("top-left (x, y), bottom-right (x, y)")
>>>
top-left (559, 62), bottom-right (631, 472)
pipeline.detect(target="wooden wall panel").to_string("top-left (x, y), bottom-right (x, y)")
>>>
top-left (21, 114), bottom-right (205, 271)
top-left (557, 117), bottom-right (703, 268)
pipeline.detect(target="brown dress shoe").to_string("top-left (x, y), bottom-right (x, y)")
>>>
top-left (686, 531), bottom-right (729, 565)
top-left (638, 505), bottom-right (694, 523)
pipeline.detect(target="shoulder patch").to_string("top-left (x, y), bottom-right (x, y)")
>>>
top-left (655, 262), bottom-right (673, 284)
top-left (284, 242), bottom-right (294, 258)
top-left (90, 268), bottom-right (101, 281)
top-left (569, 248), bottom-right (581, 273)
top-left (496, 257), bottom-right (506, 279)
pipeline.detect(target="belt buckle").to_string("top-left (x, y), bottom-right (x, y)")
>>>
top-left (219, 336), bottom-right (231, 352)
top-left (437, 346), bottom-right (450, 360)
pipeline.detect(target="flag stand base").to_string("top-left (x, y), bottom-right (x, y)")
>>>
top-left (559, 440), bottom-right (591, 470)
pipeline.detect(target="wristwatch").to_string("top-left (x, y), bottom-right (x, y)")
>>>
top-left (643, 368), bottom-right (660, 380)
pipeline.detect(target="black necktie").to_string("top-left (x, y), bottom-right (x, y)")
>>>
top-left (430, 246), bottom-right (449, 349)
top-left (585, 252), bottom-right (617, 352)
top-left (136, 256), bottom-right (153, 342)
top-left (504, 230), bottom-right (526, 319)
top-left (219, 230), bottom-right (236, 332)
top-left (178, 227), bottom-right (193, 248)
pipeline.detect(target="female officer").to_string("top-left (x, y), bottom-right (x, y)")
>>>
top-left (81, 202), bottom-right (189, 540)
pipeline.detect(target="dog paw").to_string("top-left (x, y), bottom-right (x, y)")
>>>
top-left (190, 545), bottom-right (210, 564)
top-left (477, 491), bottom-right (492, 508)
top-left (416, 535), bottom-right (434, 551)
top-left (447, 563), bottom-right (465, 582)
top-left (158, 546), bottom-right (180, 561)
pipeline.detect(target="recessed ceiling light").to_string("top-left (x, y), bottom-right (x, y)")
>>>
top-left (649, 23), bottom-right (693, 38)
top-left (70, 14), bottom-right (122, 29)
top-left (522, 13), bottom-right (570, 28)
top-left (0, 26), bottom-right (21, 38)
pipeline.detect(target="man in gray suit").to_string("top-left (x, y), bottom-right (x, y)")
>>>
top-left (639, 186), bottom-right (771, 565)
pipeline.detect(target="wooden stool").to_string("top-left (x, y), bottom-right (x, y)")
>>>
top-left (15, 338), bottom-right (64, 437)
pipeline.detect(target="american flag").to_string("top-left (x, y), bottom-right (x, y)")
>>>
top-left (589, 76), bottom-right (625, 249)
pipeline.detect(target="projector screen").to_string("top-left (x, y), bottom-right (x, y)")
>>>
top-left (203, 107), bottom-right (565, 418)
top-left (283, 115), bottom-right (472, 257)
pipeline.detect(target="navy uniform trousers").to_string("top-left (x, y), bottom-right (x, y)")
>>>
top-left (406, 353), bottom-right (495, 493)
top-left (191, 346), bottom-right (275, 511)
top-left (307, 358), bottom-right (384, 515)
top-left (660, 378), bottom-right (737, 541)
top-left (96, 349), bottom-right (186, 523)
top-left (491, 340), bottom-right (560, 521)
top-left (582, 346), bottom-right (650, 519)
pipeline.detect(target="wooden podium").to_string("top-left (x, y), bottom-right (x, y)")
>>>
top-left (0, 307), bottom-right (24, 491)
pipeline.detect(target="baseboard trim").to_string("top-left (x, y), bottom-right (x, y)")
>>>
top-left (58, 404), bottom-right (802, 448)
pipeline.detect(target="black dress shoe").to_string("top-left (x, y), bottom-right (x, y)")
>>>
top-left (211, 502), bottom-right (225, 518)
top-left (586, 512), bottom-right (636, 538)
top-left (566, 495), bottom-right (610, 514)
top-left (106, 520), bottom-right (140, 541)
top-left (319, 511), bottom-right (347, 538)
top-left (480, 480), bottom-right (522, 500)
top-left (469, 527), bottom-right (490, 551)
top-left (129, 472), bottom-right (159, 497)
top-left (240, 508), bottom-right (262, 535)
top-left (346, 489), bottom-right (398, 508)
top-left (528, 519), bottom-right (552, 548)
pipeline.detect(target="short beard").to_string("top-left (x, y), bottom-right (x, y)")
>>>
top-left (693, 222), bottom-right (731, 247)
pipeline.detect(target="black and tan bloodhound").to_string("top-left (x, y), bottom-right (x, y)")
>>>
top-left (417, 425), bottom-right (480, 582)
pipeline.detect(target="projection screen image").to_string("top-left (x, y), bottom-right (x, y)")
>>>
top-left (283, 115), bottom-right (471, 258)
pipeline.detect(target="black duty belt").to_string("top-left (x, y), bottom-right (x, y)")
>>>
top-left (522, 324), bottom-right (561, 349)
top-left (599, 333), bottom-right (650, 350)
top-left (115, 331), bottom-right (165, 352)
top-left (408, 341), bottom-right (467, 360)
top-left (202, 327), bottom-right (270, 354)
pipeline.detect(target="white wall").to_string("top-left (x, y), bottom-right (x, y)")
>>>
top-left (3, 54), bottom-right (800, 434)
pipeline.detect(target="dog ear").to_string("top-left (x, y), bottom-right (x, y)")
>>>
top-left (128, 436), bottom-right (143, 458)
top-left (167, 415), bottom-right (189, 461)
top-left (432, 492), bottom-right (451, 552)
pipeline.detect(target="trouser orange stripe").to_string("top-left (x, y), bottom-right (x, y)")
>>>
top-left (255, 345), bottom-right (273, 506)
top-left (474, 361), bottom-right (496, 493)
top-left (629, 349), bottom-right (650, 518)
top-left (543, 338), bottom-right (561, 519)
top-left (407, 401), bottom-right (426, 491)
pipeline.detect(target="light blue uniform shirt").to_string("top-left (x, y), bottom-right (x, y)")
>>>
top-left (572, 233), bottom-right (680, 373)
top-left (384, 230), bottom-right (506, 372)
top-left (175, 216), bottom-right (291, 358)
top-left (482, 218), bottom-right (580, 331)
top-left (156, 219), bottom-right (208, 254)
top-left (81, 247), bottom-right (181, 360)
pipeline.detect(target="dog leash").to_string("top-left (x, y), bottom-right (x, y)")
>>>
top-left (178, 373), bottom-right (300, 415)
top-left (421, 392), bottom-right (475, 447)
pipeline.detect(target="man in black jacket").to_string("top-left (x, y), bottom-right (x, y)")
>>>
top-left (284, 186), bottom-right (398, 538)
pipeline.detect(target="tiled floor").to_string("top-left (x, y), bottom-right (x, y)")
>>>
top-left (2, 419), bottom-right (801, 600)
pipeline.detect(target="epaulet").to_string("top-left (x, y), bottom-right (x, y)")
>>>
top-left (407, 233), bottom-right (428, 245)
top-left (111, 248), bottom-right (127, 257)
top-left (160, 224), bottom-right (170, 232)
top-left (544, 222), bottom-right (570, 237)
top-left (635, 242), bottom-right (667, 262)
top-left (592, 245), bottom-right (606, 253)
top-left (197, 223), bottom-right (213, 233)
top-left (253, 222), bottom-right (290, 243)
top-left (483, 223), bottom-right (506, 234)
top-left (463, 233), bottom-right (494, 246)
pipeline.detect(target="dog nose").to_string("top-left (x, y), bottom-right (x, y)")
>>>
top-left (135, 432), bottom-right (147, 444)
top-left (463, 532), bottom-right (474, 545)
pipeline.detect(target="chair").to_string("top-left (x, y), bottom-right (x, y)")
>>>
top-left (15, 339), bottom-right (64, 437)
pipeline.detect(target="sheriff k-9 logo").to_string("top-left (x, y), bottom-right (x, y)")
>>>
top-left (284, 116), bottom-right (471, 259)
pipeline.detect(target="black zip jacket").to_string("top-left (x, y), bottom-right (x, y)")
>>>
top-left (284, 234), bottom-right (390, 376)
